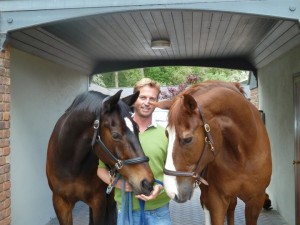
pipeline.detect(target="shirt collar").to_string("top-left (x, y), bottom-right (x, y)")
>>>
top-left (131, 113), bottom-right (158, 129)
top-left (149, 116), bottom-right (158, 128)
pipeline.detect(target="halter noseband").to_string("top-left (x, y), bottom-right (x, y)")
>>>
top-left (164, 104), bottom-right (215, 186)
top-left (91, 116), bottom-right (149, 177)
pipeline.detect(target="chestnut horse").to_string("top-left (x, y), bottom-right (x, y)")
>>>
top-left (46, 90), bottom-right (154, 225)
top-left (156, 80), bottom-right (272, 225)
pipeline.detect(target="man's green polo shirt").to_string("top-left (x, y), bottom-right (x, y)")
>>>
top-left (98, 123), bottom-right (170, 210)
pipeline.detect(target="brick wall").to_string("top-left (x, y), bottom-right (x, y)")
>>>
top-left (0, 45), bottom-right (11, 225)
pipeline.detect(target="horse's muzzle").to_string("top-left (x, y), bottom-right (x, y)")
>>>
top-left (174, 185), bottom-right (194, 203)
top-left (174, 194), bottom-right (190, 203)
top-left (141, 179), bottom-right (153, 196)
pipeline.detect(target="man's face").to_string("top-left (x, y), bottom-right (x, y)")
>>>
top-left (134, 86), bottom-right (159, 118)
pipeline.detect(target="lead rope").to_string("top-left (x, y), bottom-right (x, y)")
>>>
top-left (121, 179), bottom-right (133, 225)
top-left (138, 179), bottom-right (163, 225)
top-left (121, 179), bottom-right (163, 225)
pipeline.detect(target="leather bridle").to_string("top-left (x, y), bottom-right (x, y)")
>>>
top-left (91, 116), bottom-right (149, 177)
top-left (164, 104), bottom-right (215, 186)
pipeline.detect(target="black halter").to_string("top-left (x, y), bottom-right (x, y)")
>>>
top-left (163, 104), bottom-right (215, 186)
top-left (91, 115), bottom-right (149, 176)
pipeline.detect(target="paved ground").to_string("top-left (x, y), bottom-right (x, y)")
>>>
top-left (46, 188), bottom-right (289, 225)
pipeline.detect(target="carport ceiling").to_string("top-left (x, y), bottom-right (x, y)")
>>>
top-left (6, 8), bottom-right (300, 75)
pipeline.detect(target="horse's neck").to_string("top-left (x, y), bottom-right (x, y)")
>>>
top-left (58, 111), bottom-right (95, 160)
top-left (203, 96), bottom-right (258, 161)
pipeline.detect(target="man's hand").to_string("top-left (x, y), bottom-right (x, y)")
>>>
top-left (135, 184), bottom-right (163, 201)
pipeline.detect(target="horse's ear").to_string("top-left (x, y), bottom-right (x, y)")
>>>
top-left (102, 90), bottom-right (123, 112)
top-left (152, 100), bottom-right (173, 110)
top-left (183, 94), bottom-right (197, 113)
top-left (122, 91), bottom-right (140, 106)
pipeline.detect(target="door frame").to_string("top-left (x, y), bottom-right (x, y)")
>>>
top-left (293, 75), bottom-right (300, 225)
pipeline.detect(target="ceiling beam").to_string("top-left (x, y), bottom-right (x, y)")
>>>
top-left (1, 0), bottom-right (300, 50)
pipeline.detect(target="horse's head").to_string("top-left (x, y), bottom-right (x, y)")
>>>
top-left (94, 90), bottom-right (154, 195)
top-left (155, 94), bottom-right (214, 203)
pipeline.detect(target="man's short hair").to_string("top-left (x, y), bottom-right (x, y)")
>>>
top-left (133, 78), bottom-right (161, 95)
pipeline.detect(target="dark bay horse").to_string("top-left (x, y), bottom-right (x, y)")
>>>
top-left (46, 90), bottom-right (154, 225)
top-left (155, 80), bottom-right (272, 225)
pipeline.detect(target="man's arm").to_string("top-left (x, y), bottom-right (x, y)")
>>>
top-left (97, 167), bottom-right (132, 191)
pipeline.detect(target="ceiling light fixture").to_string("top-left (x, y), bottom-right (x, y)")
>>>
top-left (151, 39), bottom-right (171, 49)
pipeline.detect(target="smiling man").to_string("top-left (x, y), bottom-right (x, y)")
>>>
top-left (97, 78), bottom-right (170, 225)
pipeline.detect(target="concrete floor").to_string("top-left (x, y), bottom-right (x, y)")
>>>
top-left (45, 188), bottom-right (289, 225)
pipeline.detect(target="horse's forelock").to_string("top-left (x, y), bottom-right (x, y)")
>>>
top-left (118, 100), bottom-right (139, 133)
top-left (168, 96), bottom-right (183, 127)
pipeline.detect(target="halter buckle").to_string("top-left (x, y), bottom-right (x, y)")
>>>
top-left (204, 124), bottom-right (210, 132)
top-left (93, 120), bottom-right (99, 129)
top-left (192, 172), bottom-right (198, 179)
top-left (115, 160), bottom-right (123, 170)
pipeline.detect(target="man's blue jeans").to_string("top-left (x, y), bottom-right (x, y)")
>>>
top-left (117, 204), bottom-right (171, 225)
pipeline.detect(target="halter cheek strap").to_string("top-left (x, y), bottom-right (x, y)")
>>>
top-left (164, 104), bottom-right (215, 186)
top-left (91, 115), bottom-right (149, 192)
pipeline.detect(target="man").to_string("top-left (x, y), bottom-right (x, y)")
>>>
top-left (97, 78), bottom-right (171, 225)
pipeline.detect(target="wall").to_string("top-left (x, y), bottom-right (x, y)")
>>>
top-left (258, 44), bottom-right (300, 225)
top-left (10, 48), bottom-right (88, 225)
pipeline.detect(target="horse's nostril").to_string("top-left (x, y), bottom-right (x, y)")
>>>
top-left (141, 179), bottom-right (153, 195)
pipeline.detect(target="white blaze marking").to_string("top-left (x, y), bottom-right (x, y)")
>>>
top-left (124, 117), bottom-right (134, 133)
top-left (204, 205), bottom-right (212, 225)
top-left (163, 126), bottom-right (179, 200)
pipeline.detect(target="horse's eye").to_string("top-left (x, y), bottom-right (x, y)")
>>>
top-left (111, 132), bottom-right (121, 140)
top-left (182, 137), bottom-right (192, 145)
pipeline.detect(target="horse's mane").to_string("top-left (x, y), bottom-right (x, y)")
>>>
top-left (182, 80), bottom-right (246, 97)
top-left (168, 81), bottom-right (246, 126)
top-left (65, 90), bottom-right (133, 118)
top-left (65, 91), bottom-right (107, 114)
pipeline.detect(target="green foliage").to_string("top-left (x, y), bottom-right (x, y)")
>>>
top-left (144, 67), bottom-right (181, 85)
top-left (121, 69), bottom-right (143, 86)
top-left (92, 66), bottom-right (248, 87)
top-left (92, 74), bottom-right (106, 87)
top-left (92, 69), bottom-right (143, 88)
top-left (200, 67), bottom-right (248, 82)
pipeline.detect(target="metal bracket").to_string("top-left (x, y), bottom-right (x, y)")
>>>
top-left (0, 33), bottom-right (8, 52)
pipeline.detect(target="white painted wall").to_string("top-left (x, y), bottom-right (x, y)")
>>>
top-left (10, 48), bottom-right (88, 225)
top-left (258, 44), bottom-right (300, 225)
